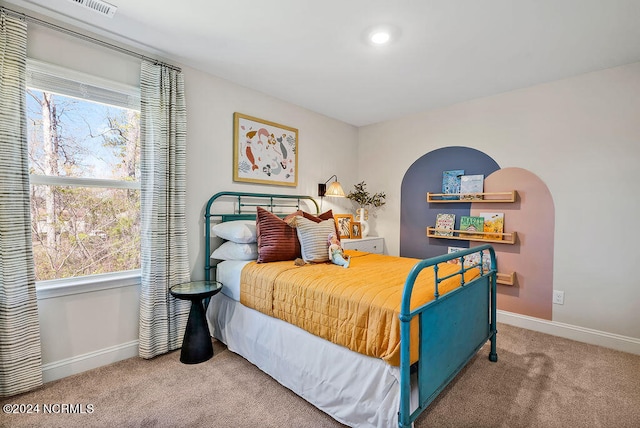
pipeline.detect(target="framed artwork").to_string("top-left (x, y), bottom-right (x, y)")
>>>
top-left (233, 112), bottom-right (298, 187)
top-left (334, 214), bottom-right (353, 240)
top-left (350, 222), bottom-right (362, 239)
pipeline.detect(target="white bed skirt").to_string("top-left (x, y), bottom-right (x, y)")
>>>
top-left (206, 292), bottom-right (404, 427)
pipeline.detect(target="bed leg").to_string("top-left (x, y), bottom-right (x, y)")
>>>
top-left (489, 272), bottom-right (498, 363)
top-left (489, 333), bottom-right (498, 362)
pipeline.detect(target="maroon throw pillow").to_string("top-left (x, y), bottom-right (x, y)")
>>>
top-left (302, 209), bottom-right (331, 222)
top-left (255, 207), bottom-right (301, 263)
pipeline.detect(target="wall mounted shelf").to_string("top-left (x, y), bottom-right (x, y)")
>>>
top-left (426, 188), bottom-right (519, 286)
top-left (427, 190), bottom-right (517, 203)
top-left (496, 272), bottom-right (515, 286)
top-left (426, 227), bottom-right (517, 245)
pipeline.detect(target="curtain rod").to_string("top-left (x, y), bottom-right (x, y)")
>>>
top-left (1, 6), bottom-right (182, 72)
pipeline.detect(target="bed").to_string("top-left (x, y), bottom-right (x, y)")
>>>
top-left (204, 192), bottom-right (498, 427)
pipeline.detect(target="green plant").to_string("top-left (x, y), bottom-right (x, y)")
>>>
top-left (346, 181), bottom-right (386, 208)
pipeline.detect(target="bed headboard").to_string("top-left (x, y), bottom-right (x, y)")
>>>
top-left (204, 191), bottom-right (319, 281)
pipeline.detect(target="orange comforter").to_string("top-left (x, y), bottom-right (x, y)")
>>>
top-left (240, 250), bottom-right (479, 366)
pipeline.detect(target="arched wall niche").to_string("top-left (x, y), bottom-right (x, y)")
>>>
top-left (400, 147), bottom-right (555, 319)
top-left (400, 146), bottom-right (500, 259)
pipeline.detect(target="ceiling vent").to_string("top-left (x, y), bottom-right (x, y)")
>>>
top-left (67, 0), bottom-right (118, 18)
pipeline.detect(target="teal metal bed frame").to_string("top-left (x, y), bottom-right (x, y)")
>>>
top-left (204, 191), bottom-right (498, 427)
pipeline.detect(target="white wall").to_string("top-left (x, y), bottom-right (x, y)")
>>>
top-left (181, 65), bottom-right (358, 281)
top-left (358, 62), bottom-right (640, 341)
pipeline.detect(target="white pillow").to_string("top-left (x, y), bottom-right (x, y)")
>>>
top-left (211, 220), bottom-right (257, 243)
top-left (211, 241), bottom-right (258, 261)
top-left (293, 216), bottom-right (335, 263)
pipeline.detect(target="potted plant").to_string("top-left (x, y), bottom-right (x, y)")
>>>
top-left (346, 181), bottom-right (386, 237)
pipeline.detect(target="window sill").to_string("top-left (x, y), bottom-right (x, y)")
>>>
top-left (36, 270), bottom-right (141, 300)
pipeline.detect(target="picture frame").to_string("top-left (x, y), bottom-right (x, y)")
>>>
top-left (233, 112), bottom-right (298, 187)
top-left (334, 214), bottom-right (353, 240)
top-left (350, 222), bottom-right (362, 239)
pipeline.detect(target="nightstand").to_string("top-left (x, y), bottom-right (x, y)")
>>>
top-left (170, 280), bottom-right (223, 364)
top-left (341, 236), bottom-right (384, 254)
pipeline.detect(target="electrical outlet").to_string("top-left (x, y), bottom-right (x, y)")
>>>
top-left (552, 290), bottom-right (564, 305)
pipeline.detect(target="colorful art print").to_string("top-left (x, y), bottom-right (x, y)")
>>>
top-left (233, 113), bottom-right (298, 186)
top-left (442, 170), bottom-right (464, 200)
top-left (481, 212), bottom-right (504, 240)
top-left (459, 174), bottom-right (484, 200)
top-left (434, 213), bottom-right (455, 236)
top-left (459, 215), bottom-right (484, 238)
top-left (334, 214), bottom-right (354, 240)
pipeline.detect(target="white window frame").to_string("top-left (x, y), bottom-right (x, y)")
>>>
top-left (27, 59), bottom-right (142, 297)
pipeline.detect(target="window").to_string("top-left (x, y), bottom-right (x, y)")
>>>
top-left (26, 60), bottom-right (141, 282)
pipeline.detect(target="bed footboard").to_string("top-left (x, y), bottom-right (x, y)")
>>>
top-left (398, 244), bottom-right (498, 428)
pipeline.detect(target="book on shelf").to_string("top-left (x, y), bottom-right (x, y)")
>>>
top-left (459, 174), bottom-right (484, 200)
top-left (481, 212), bottom-right (504, 240)
top-left (481, 251), bottom-right (491, 272)
top-left (441, 169), bottom-right (464, 200)
top-left (434, 213), bottom-right (455, 236)
top-left (459, 215), bottom-right (484, 238)
top-left (447, 246), bottom-right (492, 272)
top-left (447, 246), bottom-right (480, 269)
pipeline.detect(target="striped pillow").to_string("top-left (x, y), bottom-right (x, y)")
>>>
top-left (294, 216), bottom-right (335, 263)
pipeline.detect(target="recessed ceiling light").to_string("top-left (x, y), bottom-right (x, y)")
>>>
top-left (364, 25), bottom-right (399, 47)
top-left (370, 31), bottom-right (391, 45)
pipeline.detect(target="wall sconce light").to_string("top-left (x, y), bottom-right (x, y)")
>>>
top-left (318, 175), bottom-right (345, 198)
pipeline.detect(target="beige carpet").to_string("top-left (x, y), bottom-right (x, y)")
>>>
top-left (2, 323), bottom-right (639, 428)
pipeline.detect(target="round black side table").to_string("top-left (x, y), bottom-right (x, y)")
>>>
top-left (170, 280), bottom-right (223, 364)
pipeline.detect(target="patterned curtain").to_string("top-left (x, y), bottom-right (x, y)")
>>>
top-left (138, 60), bottom-right (190, 359)
top-left (0, 11), bottom-right (43, 397)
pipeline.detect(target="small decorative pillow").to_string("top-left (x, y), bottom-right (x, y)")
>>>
top-left (294, 209), bottom-right (340, 241)
top-left (293, 216), bottom-right (335, 263)
top-left (309, 209), bottom-right (338, 234)
top-left (211, 220), bottom-right (257, 244)
top-left (211, 241), bottom-right (258, 261)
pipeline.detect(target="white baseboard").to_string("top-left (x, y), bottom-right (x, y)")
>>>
top-left (42, 340), bottom-right (139, 383)
top-left (497, 310), bottom-right (640, 355)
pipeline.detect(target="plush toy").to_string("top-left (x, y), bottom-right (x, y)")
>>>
top-left (328, 233), bottom-right (350, 268)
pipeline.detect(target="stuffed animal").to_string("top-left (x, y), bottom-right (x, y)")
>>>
top-left (328, 233), bottom-right (350, 268)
